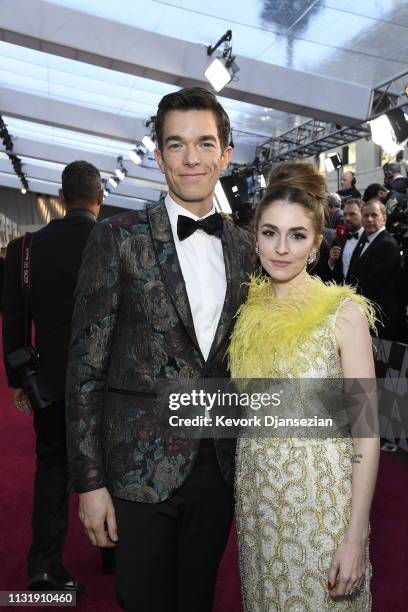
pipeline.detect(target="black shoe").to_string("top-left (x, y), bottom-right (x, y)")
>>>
top-left (28, 569), bottom-right (85, 595)
top-left (100, 547), bottom-right (115, 574)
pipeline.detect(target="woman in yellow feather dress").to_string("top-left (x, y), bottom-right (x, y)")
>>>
top-left (228, 162), bottom-right (379, 611)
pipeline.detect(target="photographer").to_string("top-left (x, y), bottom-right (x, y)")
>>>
top-left (2, 161), bottom-right (103, 592)
top-left (384, 162), bottom-right (408, 196)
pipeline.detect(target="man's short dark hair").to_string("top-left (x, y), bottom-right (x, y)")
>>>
top-left (155, 87), bottom-right (230, 151)
top-left (61, 161), bottom-right (101, 206)
top-left (362, 183), bottom-right (387, 202)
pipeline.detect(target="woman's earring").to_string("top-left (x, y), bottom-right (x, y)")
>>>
top-left (255, 244), bottom-right (259, 255)
top-left (307, 251), bottom-right (317, 265)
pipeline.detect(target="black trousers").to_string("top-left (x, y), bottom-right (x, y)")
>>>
top-left (28, 401), bottom-right (69, 578)
top-left (113, 440), bottom-right (234, 612)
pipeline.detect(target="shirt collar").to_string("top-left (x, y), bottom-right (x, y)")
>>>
top-left (64, 207), bottom-right (96, 221)
top-left (165, 194), bottom-right (216, 231)
top-left (366, 226), bottom-right (386, 243)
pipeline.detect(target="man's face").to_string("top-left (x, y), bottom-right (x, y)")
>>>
top-left (328, 202), bottom-right (340, 218)
top-left (154, 109), bottom-right (232, 211)
top-left (362, 201), bottom-right (386, 235)
top-left (343, 203), bottom-right (362, 232)
top-left (340, 172), bottom-right (353, 190)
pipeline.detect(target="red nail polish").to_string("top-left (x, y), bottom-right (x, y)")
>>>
top-left (327, 581), bottom-right (333, 590)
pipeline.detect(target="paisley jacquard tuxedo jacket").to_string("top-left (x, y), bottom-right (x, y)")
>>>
top-left (66, 200), bottom-right (254, 502)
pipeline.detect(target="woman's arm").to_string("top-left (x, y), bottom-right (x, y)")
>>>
top-left (328, 300), bottom-right (380, 599)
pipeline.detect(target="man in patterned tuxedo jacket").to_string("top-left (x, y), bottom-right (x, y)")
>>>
top-left (66, 87), bottom-right (254, 611)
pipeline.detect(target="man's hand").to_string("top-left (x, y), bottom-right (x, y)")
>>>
top-left (13, 388), bottom-right (32, 415)
top-left (329, 246), bottom-right (341, 268)
top-left (79, 487), bottom-right (118, 548)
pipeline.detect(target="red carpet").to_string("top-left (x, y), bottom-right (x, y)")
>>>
top-left (1, 355), bottom-right (407, 610)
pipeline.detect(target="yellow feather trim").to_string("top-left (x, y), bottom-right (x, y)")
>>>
top-left (227, 274), bottom-right (376, 378)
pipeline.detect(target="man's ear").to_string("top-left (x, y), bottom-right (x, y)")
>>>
top-left (154, 148), bottom-right (165, 174)
top-left (220, 146), bottom-right (233, 171)
top-left (97, 189), bottom-right (104, 207)
top-left (58, 189), bottom-right (66, 206)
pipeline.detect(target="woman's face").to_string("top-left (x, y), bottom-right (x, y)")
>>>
top-left (256, 200), bottom-right (321, 284)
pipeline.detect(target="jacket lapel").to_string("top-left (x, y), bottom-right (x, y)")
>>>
top-left (357, 230), bottom-right (386, 262)
top-left (147, 201), bottom-right (202, 357)
top-left (346, 231), bottom-right (367, 279)
top-left (206, 220), bottom-right (241, 363)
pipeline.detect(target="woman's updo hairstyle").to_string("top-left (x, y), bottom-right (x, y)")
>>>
top-left (255, 161), bottom-right (327, 237)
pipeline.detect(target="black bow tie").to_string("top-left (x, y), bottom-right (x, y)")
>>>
top-left (177, 213), bottom-right (223, 241)
top-left (346, 232), bottom-right (360, 240)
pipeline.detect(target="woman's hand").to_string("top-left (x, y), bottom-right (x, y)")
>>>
top-left (327, 532), bottom-right (366, 599)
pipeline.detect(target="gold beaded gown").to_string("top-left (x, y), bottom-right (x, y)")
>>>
top-left (227, 275), bottom-right (375, 612)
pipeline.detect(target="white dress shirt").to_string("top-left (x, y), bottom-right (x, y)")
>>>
top-left (165, 194), bottom-right (226, 360)
top-left (360, 226), bottom-right (386, 256)
top-left (342, 226), bottom-right (364, 278)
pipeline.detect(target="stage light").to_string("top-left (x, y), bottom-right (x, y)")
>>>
top-left (142, 135), bottom-right (156, 152)
top-left (129, 149), bottom-right (142, 165)
top-left (115, 167), bottom-right (126, 180)
top-left (369, 108), bottom-right (408, 155)
top-left (260, 174), bottom-right (266, 189)
top-left (115, 156), bottom-right (128, 180)
top-left (325, 153), bottom-right (342, 173)
top-left (205, 58), bottom-right (239, 92)
top-left (109, 177), bottom-right (119, 188)
top-left (205, 29), bottom-right (239, 92)
top-left (205, 59), bottom-right (232, 92)
top-left (21, 187), bottom-right (27, 195)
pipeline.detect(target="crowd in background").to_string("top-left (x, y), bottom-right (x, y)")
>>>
top-left (234, 159), bottom-right (408, 343)
top-left (313, 161), bottom-right (408, 343)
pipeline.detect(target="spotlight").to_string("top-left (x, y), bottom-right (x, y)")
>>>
top-left (21, 187), bottom-right (27, 195)
top-left (205, 57), bottom-right (239, 93)
top-left (109, 177), bottom-right (119, 188)
top-left (129, 149), bottom-right (142, 164)
top-left (129, 149), bottom-right (142, 165)
top-left (369, 108), bottom-right (408, 155)
top-left (259, 174), bottom-right (267, 189)
top-left (142, 135), bottom-right (156, 152)
top-left (205, 30), bottom-right (239, 92)
top-left (325, 153), bottom-right (342, 173)
top-left (115, 156), bottom-right (128, 180)
top-left (115, 167), bottom-right (126, 180)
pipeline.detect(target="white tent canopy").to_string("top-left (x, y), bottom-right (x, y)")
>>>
top-left (1, 0), bottom-right (407, 209)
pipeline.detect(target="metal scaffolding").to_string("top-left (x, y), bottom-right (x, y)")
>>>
top-left (258, 120), bottom-right (370, 163)
top-left (259, 69), bottom-right (408, 164)
top-left (370, 69), bottom-right (408, 117)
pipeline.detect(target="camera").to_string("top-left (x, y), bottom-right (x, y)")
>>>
top-left (7, 347), bottom-right (51, 411)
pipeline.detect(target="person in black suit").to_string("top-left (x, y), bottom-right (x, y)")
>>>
top-left (326, 198), bottom-right (365, 283)
top-left (2, 161), bottom-right (103, 592)
top-left (347, 200), bottom-right (402, 340)
top-left (65, 88), bottom-right (255, 612)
